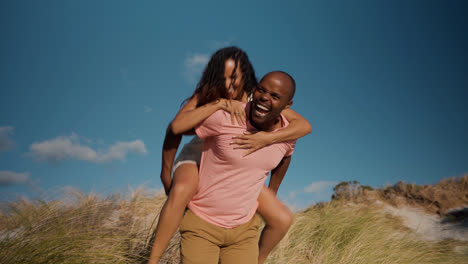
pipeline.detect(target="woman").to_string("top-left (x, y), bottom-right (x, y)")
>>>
top-left (148, 47), bottom-right (311, 264)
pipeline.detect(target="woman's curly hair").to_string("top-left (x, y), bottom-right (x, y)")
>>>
top-left (193, 46), bottom-right (257, 107)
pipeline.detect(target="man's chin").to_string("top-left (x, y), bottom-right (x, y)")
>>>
top-left (252, 109), bottom-right (270, 121)
top-left (250, 116), bottom-right (269, 130)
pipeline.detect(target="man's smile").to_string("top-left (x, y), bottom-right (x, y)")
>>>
top-left (253, 102), bottom-right (270, 118)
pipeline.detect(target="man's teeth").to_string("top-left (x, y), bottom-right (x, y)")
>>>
top-left (255, 109), bottom-right (267, 117)
top-left (254, 103), bottom-right (269, 117)
top-left (257, 104), bottom-right (269, 111)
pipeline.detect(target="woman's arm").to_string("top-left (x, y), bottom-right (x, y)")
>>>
top-left (161, 94), bottom-right (248, 193)
top-left (270, 108), bottom-right (312, 142)
top-left (231, 108), bottom-right (312, 156)
top-left (170, 95), bottom-right (247, 135)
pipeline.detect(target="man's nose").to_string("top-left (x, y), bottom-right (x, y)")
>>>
top-left (260, 92), bottom-right (270, 101)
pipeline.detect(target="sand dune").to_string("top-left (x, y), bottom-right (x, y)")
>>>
top-left (384, 204), bottom-right (468, 241)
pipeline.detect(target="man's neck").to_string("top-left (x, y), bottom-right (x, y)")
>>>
top-left (252, 116), bottom-right (283, 132)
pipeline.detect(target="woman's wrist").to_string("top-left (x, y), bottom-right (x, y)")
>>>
top-left (265, 131), bottom-right (279, 144)
top-left (215, 98), bottom-right (227, 111)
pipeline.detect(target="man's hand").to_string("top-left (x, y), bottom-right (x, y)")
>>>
top-left (230, 130), bottom-right (274, 156)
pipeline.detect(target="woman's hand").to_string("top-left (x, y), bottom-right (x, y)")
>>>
top-left (230, 130), bottom-right (274, 156)
top-left (217, 99), bottom-right (246, 125)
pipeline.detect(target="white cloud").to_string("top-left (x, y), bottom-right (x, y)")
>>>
top-left (98, 140), bottom-right (147, 162)
top-left (211, 40), bottom-right (232, 49)
top-left (144, 105), bottom-right (152, 113)
top-left (27, 134), bottom-right (147, 164)
top-left (186, 54), bottom-right (210, 67)
top-left (304, 181), bottom-right (339, 193)
top-left (278, 182), bottom-right (339, 212)
top-left (288, 190), bottom-right (297, 199)
top-left (183, 53), bottom-right (210, 83)
top-left (0, 126), bottom-right (14, 152)
top-left (0, 171), bottom-right (30, 186)
top-left (182, 40), bottom-right (235, 83)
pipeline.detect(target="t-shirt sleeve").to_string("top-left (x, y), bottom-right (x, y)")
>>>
top-left (195, 110), bottom-right (226, 139)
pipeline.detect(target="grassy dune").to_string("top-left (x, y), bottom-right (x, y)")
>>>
top-left (267, 201), bottom-right (467, 264)
top-left (380, 174), bottom-right (468, 215)
top-left (0, 189), bottom-right (169, 264)
top-left (1, 177), bottom-right (467, 263)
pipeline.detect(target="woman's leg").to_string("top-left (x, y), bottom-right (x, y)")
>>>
top-left (148, 163), bottom-right (199, 264)
top-left (256, 186), bottom-right (293, 264)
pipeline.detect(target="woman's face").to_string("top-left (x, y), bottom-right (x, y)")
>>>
top-left (224, 59), bottom-right (244, 100)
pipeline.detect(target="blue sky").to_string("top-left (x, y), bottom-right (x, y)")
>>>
top-left (1, 0), bottom-right (467, 209)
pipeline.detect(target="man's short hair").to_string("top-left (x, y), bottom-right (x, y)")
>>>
top-left (277, 71), bottom-right (295, 100)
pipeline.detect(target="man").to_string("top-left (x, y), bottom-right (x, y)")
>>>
top-left (180, 71), bottom-right (297, 264)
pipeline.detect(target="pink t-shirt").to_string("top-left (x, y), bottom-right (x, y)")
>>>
top-left (189, 103), bottom-right (296, 228)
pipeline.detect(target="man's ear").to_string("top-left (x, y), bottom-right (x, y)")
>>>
top-left (284, 100), bottom-right (293, 109)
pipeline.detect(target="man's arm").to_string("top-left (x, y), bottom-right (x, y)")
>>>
top-left (160, 123), bottom-right (183, 195)
top-left (268, 156), bottom-right (292, 195)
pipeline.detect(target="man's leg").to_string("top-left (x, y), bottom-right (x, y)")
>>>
top-left (256, 186), bottom-right (293, 264)
top-left (219, 214), bottom-right (261, 264)
top-left (180, 210), bottom-right (222, 264)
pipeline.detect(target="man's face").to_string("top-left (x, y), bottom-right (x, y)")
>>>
top-left (250, 75), bottom-right (292, 131)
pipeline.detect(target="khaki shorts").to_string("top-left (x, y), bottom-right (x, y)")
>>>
top-left (180, 210), bottom-right (261, 264)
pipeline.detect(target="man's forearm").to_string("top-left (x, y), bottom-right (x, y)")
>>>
top-left (268, 156), bottom-right (292, 195)
top-left (161, 123), bottom-right (182, 195)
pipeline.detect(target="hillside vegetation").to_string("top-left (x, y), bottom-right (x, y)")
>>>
top-left (332, 174), bottom-right (468, 216)
top-left (0, 175), bottom-right (467, 263)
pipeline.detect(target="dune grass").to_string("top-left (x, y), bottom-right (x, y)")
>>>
top-left (0, 187), bottom-right (467, 264)
top-left (266, 200), bottom-right (467, 264)
top-left (0, 188), bottom-right (166, 264)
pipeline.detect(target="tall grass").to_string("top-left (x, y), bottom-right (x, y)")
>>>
top-left (266, 201), bottom-right (468, 264)
top-left (0, 187), bottom-right (466, 263)
top-left (0, 188), bottom-right (166, 264)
